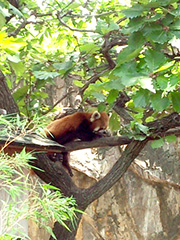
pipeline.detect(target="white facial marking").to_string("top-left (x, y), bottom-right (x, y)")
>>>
top-left (90, 111), bottom-right (100, 122)
top-left (93, 126), bottom-right (100, 131)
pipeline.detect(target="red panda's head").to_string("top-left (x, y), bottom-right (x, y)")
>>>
top-left (90, 111), bottom-right (109, 133)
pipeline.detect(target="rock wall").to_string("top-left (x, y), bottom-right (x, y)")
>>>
top-left (73, 143), bottom-right (180, 240)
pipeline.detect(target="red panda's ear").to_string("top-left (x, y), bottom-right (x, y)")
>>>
top-left (107, 112), bottom-right (112, 118)
top-left (90, 111), bottom-right (101, 122)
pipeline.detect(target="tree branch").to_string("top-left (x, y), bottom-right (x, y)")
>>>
top-left (64, 136), bottom-right (131, 152)
top-left (8, 20), bottom-right (44, 37)
top-left (57, 11), bottom-right (95, 33)
top-left (42, 89), bottom-right (77, 115)
top-left (79, 139), bottom-right (148, 207)
top-left (79, 67), bottom-right (109, 94)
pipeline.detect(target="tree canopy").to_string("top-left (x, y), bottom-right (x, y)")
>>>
top-left (1, 0), bottom-right (180, 129)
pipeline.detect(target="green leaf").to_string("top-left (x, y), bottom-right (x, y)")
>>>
top-left (107, 89), bottom-right (119, 104)
top-left (73, 80), bottom-right (83, 87)
top-left (144, 13), bottom-right (163, 23)
top-left (1, 36), bottom-right (27, 52)
top-left (145, 49), bottom-right (166, 72)
top-left (13, 86), bottom-right (28, 101)
top-left (133, 122), bottom-right (149, 135)
top-left (170, 19), bottom-right (180, 30)
top-left (128, 32), bottom-right (145, 49)
top-left (53, 61), bottom-right (73, 71)
top-left (151, 138), bottom-right (164, 148)
top-left (113, 62), bottom-right (140, 86)
top-left (32, 91), bottom-right (48, 99)
top-left (165, 134), bottom-right (176, 143)
top-left (10, 62), bottom-right (25, 76)
top-left (145, 116), bottom-right (155, 122)
top-left (122, 4), bottom-right (145, 18)
top-left (96, 20), bottom-right (109, 34)
top-left (79, 43), bottom-right (100, 54)
top-left (143, 24), bottom-right (168, 44)
top-left (161, 13), bottom-right (174, 25)
top-left (92, 92), bottom-right (105, 102)
top-left (33, 71), bottom-right (59, 80)
top-left (123, 17), bottom-right (144, 33)
top-left (7, 54), bottom-right (21, 63)
top-left (170, 6), bottom-right (180, 17)
top-left (109, 112), bottom-right (120, 131)
top-left (151, 91), bottom-right (170, 111)
top-left (169, 75), bottom-right (179, 88)
top-left (109, 21), bottom-right (119, 31)
top-left (9, 3), bottom-right (24, 18)
top-left (116, 47), bottom-right (141, 66)
top-left (133, 89), bottom-right (150, 107)
top-left (138, 76), bottom-right (154, 91)
top-left (171, 92), bottom-right (180, 112)
top-left (156, 76), bottom-right (168, 90)
top-left (149, 30), bottom-right (168, 44)
top-left (103, 79), bottom-right (124, 91)
top-left (97, 103), bottom-right (107, 112)
top-left (0, 13), bottom-right (5, 29)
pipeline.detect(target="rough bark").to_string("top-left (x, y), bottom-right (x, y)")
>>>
top-left (0, 71), bottom-right (19, 114)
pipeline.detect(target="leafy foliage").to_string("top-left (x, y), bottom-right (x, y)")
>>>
top-left (0, 0), bottom-right (179, 121)
top-left (0, 115), bottom-right (78, 240)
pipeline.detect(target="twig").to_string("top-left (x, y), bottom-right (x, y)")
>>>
top-left (79, 68), bottom-right (109, 94)
top-left (8, 20), bottom-right (44, 37)
top-left (57, 11), bottom-right (95, 33)
top-left (67, 11), bottom-right (122, 18)
top-left (42, 89), bottom-right (77, 115)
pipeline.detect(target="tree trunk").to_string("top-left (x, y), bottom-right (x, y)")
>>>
top-left (0, 71), bottom-right (19, 114)
top-left (49, 212), bottom-right (83, 240)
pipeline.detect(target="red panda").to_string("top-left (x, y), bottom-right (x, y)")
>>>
top-left (45, 111), bottom-right (109, 177)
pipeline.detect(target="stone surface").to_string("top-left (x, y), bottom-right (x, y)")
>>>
top-left (74, 142), bottom-right (180, 240)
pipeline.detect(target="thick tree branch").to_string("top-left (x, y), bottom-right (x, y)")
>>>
top-left (79, 139), bottom-right (148, 207)
top-left (101, 32), bottom-right (127, 69)
top-left (65, 136), bottom-right (131, 151)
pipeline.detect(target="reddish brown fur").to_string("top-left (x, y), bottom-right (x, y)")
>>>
top-left (44, 112), bottom-right (109, 141)
top-left (90, 112), bottom-right (109, 131)
top-left (44, 111), bottom-right (109, 176)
